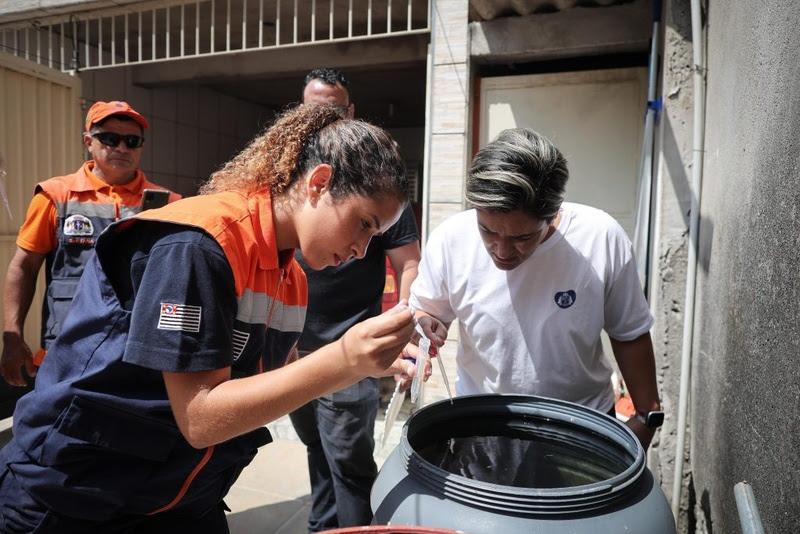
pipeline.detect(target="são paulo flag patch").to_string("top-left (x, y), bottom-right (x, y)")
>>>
top-left (158, 302), bottom-right (202, 332)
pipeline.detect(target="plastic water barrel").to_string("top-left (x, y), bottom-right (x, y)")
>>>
top-left (371, 394), bottom-right (675, 534)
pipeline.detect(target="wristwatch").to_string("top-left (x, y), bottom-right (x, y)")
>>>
top-left (633, 409), bottom-right (665, 428)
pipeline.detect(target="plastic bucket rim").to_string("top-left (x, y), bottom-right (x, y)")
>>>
top-left (399, 394), bottom-right (646, 507)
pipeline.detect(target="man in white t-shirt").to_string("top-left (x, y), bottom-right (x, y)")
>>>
top-left (409, 128), bottom-right (663, 449)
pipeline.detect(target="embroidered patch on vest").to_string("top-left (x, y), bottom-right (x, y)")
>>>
top-left (554, 290), bottom-right (577, 309)
top-left (232, 329), bottom-right (250, 361)
top-left (158, 302), bottom-right (202, 332)
top-left (63, 214), bottom-right (94, 236)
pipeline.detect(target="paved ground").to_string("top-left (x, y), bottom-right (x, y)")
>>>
top-left (0, 341), bottom-right (459, 534)
top-left (228, 343), bottom-right (459, 533)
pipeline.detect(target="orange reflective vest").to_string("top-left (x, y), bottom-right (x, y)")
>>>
top-left (135, 190), bottom-right (307, 372)
top-left (31, 162), bottom-right (180, 356)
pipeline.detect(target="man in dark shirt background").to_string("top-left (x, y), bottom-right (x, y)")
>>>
top-left (290, 68), bottom-right (421, 531)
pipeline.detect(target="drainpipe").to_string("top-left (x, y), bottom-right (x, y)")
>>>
top-left (420, 0), bottom-right (436, 245)
top-left (633, 0), bottom-right (663, 294)
top-left (734, 482), bottom-right (766, 534)
top-left (671, 0), bottom-right (707, 520)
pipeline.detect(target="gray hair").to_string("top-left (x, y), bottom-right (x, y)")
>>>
top-left (466, 128), bottom-right (568, 222)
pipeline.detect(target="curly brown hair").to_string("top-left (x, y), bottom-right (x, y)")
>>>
top-left (199, 104), bottom-right (408, 203)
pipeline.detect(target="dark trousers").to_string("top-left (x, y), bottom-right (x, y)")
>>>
top-left (289, 377), bottom-right (379, 532)
top-left (0, 463), bottom-right (229, 534)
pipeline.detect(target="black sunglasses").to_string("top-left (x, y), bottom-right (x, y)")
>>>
top-left (91, 132), bottom-right (145, 149)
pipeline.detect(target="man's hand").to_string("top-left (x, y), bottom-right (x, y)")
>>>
top-left (2, 247), bottom-right (47, 386)
top-left (624, 416), bottom-right (657, 451)
top-left (1, 332), bottom-right (37, 386)
top-left (413, 313), bottom-right (448, 349)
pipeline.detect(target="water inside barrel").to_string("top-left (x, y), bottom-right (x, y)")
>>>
top-left (415, 420), bottom-right (630, 488)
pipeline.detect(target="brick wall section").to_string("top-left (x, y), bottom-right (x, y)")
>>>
top-left (426, 0), bottom-right (469, 230)
top-left (421, 0), bottom-right (469, 387)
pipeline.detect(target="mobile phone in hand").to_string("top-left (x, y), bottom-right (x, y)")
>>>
top-left (140, 189), bottom-right (170, 211)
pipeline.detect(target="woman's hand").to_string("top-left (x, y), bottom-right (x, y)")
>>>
top-left (380, 310), bottom-right (447, 390)
top-left (378, 342), bottom-right (433, 392)
top-left (337, 301), bottom-right (416, 377)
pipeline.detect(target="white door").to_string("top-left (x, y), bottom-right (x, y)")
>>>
top-left (478, 67), bottom-right (647, 238)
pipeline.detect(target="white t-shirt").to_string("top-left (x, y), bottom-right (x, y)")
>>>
top-left (409, 203), bottom-right (653, 412)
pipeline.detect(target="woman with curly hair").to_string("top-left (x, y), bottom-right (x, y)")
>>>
top-left (0, 104), bottom-right (417, 533)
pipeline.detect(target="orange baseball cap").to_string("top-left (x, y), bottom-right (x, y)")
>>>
top-left (84, 100), bottom-right (150, 131)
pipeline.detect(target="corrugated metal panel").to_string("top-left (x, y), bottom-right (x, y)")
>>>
top-left (0, 51), bottom-right (82, 351)
top-left (469, 0), bottom-right (635, 21)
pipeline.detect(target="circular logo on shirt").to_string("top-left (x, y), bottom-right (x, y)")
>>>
top-left (63, 214), bottom-right (94, 236)
top-left (554, 290), bottom-right (577, 309)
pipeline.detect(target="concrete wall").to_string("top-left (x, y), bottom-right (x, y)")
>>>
top-left (81, 67), bottom-right (272, 197)
top-left (647, 0), bottom-right (695, 530)
top-left (689, 1), bottom-right (800, 533)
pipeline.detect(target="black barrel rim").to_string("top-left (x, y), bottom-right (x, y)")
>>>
top-left (399, 394), bottom-right (646, 516)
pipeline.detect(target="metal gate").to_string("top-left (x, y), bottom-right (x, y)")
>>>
top-left (0, 0), bottom-right (429, 72)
